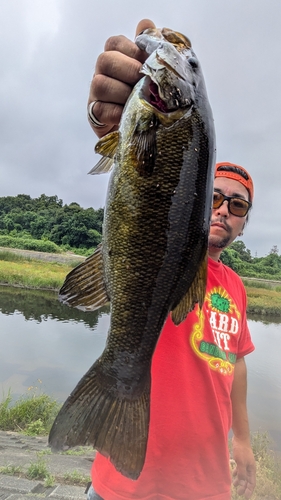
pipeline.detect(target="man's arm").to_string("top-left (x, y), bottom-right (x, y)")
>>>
top-left (231, 356), bottom-right (256, 498)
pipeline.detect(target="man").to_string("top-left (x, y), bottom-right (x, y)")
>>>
top-left (86, 19), bottom-right (256, 500)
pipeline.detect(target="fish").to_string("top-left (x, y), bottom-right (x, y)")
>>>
top-left (48, 27), bottom-right (216, 480)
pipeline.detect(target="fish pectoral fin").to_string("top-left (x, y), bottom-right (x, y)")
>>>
top-left (59, 244), bottom-right (109, 311)
top-left (88, 156), bottom-right (114, 175)
top-left (88, 131), bottom-right (120, 175)
top-left (49, 359), bottom-right (150, 480)
top-left (132, 115), bottom-right (158, 176)
top-left (171, 253), bottom-right (208, 325)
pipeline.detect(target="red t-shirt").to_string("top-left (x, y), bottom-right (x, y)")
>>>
top-left (91, 258), bottom-right (255, 500)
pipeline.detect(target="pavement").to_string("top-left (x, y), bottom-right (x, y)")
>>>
top-left (0, 431), bottom-right (95, 499)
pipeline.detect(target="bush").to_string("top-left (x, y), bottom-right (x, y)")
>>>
top-left (0, 390), bottom-right (60, 435)
top-left (0, 235), bottom-right (61, 253)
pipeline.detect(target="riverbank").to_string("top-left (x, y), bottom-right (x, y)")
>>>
top-left (0, 430), bottom-right (93, 498)
top-left (0, 428), bottom-right (280, 500)
top-left (1, 247), bottom-right (281, 316)
top-left (0, 247), bottom-right (84, 291)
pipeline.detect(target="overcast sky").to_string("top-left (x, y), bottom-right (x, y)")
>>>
top-left (0, 0), bottom-right (280, 257)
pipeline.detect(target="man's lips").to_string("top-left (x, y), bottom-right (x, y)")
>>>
top-left (211, 221), bottom-right (228, 231)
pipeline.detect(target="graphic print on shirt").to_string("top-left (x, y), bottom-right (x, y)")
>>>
top-left (190, 286), bottom-right (241, 375)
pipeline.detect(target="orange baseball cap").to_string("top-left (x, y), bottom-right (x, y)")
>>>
top-left (215, 162), bottom-right (254, 202)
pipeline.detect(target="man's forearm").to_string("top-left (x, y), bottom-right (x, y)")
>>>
top-left (231, 356), bottom-right (251, 441)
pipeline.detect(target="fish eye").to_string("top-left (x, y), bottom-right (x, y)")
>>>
top-left (188, 57), bottom-right (198, 69)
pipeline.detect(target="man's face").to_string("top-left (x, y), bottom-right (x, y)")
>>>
top-left (208, 177), bottom-right (250, 253)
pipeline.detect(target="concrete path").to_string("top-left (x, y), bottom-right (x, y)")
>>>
top-left (0, 431), bottom-right (95, 499)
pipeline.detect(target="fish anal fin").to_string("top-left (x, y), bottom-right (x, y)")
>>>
top-left (171, 253), bottom-right (208, 325)
top-left (88, 131), bottom-right (120, 175)
top-left (48, 360), bottom-right (150, 480)
top-left (59, 244), bottom-right (109, 311)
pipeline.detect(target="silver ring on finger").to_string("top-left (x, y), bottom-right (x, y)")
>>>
top-left (87, 101), bottom-right (106, 128)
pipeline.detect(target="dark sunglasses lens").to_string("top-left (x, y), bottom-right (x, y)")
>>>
top-left (212, 192), bottom-right (223, 208)
top-left (229, 198), bottom-right (249, 217)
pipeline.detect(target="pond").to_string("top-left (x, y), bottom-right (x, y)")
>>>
top-left (0, 285), bottom-right (280, 451)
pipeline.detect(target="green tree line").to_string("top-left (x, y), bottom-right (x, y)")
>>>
top-left (221, 241), bottom-right (281, 280)
top-left (1, 195), bottom-right (280, 280)
top-left (0, 194), bottom-right (103, 253)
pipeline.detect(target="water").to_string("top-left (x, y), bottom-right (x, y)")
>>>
top-left (0, 286), bottom-right (280, 451)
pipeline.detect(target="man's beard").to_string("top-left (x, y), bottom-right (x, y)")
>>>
top-left (209, 235), bottom-right (231, 249)
top-left (208, 218), bottom-right (232, 249)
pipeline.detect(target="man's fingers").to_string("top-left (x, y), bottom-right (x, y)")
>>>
top-left (95, 51), bottom-right (142, 86)
top-left (135, 18), bottom-right (156, 37)
top-left (104, 35), bottom-right (141, 60)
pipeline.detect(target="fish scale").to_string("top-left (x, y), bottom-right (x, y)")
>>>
top-left (49, 27), bottom-right (216, 480)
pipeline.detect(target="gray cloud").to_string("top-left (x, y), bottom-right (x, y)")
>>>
top-left (0, 0), bottom-right (280, 257)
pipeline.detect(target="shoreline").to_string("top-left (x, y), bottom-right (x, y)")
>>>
top-left (1, 280), bottom-right (281, 318)
top-left (1, 247), bottom-right (281, 317)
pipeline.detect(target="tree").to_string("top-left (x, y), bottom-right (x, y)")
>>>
top-left (230, 241), bottom-right (252, 262)
top-left (269, 245), bottom-right (279, 255)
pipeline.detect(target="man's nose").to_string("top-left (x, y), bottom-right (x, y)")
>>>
top-left (214, 200), bottom-right (229, 217)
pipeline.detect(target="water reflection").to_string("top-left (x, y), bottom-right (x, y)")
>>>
top-left (0, 285), bottom-right (109, 327)
top-left (247, 316), bottom-right (281, 451)
top-left (0, 285), bottom-right (110, 402)
top-left (0, 286), bottom-right (280, 451)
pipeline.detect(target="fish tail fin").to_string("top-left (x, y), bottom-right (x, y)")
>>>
top-left (48, 360), bottom-right (150, 480)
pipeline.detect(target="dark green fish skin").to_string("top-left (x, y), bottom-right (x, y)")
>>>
top-left (49, 28), bottom-right (216, 480)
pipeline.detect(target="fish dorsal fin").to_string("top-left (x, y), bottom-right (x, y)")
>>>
top-left (59, 244), bottom-right (110, 311)
top-left (88, 131), bottom-right (119, 175)
top-left (161, 28), bottom-right (192, 49)
top-left (171, 253), bottom-right (208, 325)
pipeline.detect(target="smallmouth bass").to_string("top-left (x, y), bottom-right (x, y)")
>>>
top-left (49, 27), bottom-right (216, 480)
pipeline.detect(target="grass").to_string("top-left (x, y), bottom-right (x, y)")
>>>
top-left (245, 285), bottom-right (281, 316)
top-left (63, 470), bottom-right (91, 486)
top-left (0, 258), bottom-right (72, 290)
top-left (0, 391), bottom-right (280, 497)
top-left (0, 389), bottom-right (61, 435)
top-left (27, 456), bottom-right (54, 485)
top-left (231, 432), bottom-right (281, 499)
top-left (0, 248), bottom-right (83, 290)
top-left (1, 248), bottom-right (281, 315)
top-left (0, 464), bottom-right (23, 475)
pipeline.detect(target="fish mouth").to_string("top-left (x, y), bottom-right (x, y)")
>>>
top-left (149, 80), bottom-right (170, 113)
top-left (141, 76), bottom-right (186, 114)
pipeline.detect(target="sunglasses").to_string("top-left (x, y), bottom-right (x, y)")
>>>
top-left (213, 191), bottom-right (252, 217)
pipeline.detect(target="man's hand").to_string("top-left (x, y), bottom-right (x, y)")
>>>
top-left (88, 19), bottom-right (156, 138)
top-left (232, 436), bottom-right (256, 498)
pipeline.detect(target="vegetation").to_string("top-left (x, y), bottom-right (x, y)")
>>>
top-left (0, 390), bottom-right (280, 496)
top-left (27, 456), bottom-right (55, 485)
top-left (221, 241), bottom-right (281, 281)
top-left (0, 194), bottom-right (103, 254)
top-left (231, 432), bottom-right (281, 499)
top-left (0, 390), bottom-right (60, 435)
top-left (245, 284), bottom-right (281, 316)
top-left (63, 470), bottom-right (91, 486)
top-left (0, 235), bottom-right (61, 253)
top-left (0, 253), bottom-right (74, 289)
top-left (1, 194), bottom-right (281, 281)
